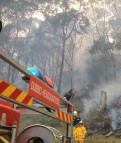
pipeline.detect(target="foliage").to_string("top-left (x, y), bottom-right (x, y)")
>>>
top-left (86, 110), bottom-right (112, 134)
top-left (88, 35), bottom-right (120, 84)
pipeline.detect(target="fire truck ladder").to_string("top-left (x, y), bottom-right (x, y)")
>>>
top-left (0, 50), bottom-right (73, 143)
top-left (0, 125), bottom-right (16, 143)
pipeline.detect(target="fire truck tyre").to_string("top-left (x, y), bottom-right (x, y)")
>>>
top-left (16, 124), bottom-right (59, 143)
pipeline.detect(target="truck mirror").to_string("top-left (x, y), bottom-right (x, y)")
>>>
top-left (0, 20), bottom-right (2, 32)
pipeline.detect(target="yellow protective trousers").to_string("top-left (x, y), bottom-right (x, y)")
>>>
top-left (75, 139), bottom-right (84, 143)
top-left (74, 125), bottom-right (86, 143)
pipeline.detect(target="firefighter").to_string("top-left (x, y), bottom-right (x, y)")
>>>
top-left (74, 120), bottom-right (87, 143)
top-left (73, 111), bottom-right (81, 126)
top-left (73, 111), bottom-right (81, 138)
top-left (73, 111), bottom-right (77, 138)
top-left (73, 111), bottom-right (77, 120)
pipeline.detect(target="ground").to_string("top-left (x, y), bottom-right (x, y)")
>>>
top-left (84, 134), bottom-right (121, 143)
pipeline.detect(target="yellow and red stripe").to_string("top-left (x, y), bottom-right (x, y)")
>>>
top-left (56, 110), bottom-right (72, 123)
top-left (0, 79), bottom-right (32, 106)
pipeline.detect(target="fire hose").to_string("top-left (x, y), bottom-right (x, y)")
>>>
top-left (16, 124), bottom-right (63, 143)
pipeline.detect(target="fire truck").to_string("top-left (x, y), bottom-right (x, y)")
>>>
top-left (0, 23), bottom-right (73, 142)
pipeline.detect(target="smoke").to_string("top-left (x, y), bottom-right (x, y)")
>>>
top-left (74, 34), bottom-right (93, 88)
top-left (98, 81), bottom-right (121, 103)
top-left (83, 87), bottom-right (101, 117)
top-left (82, 80), bottom-right (121, 129)
top-left (108, 108), bottom-right (120, 130)
top-left (72, 32), bottom-right (121, 130)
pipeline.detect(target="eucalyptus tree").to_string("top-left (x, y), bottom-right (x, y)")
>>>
top-left (41, 2), bottom-right (90, 93)
top-left (0, 0), bottom-right (89, 92)
top-left (64, 31), bottom-right (85, 90)
top-left (86, 0), bottom-right (121, 84)
top-left (24, 0), bottom-right (89, 93)
top-left (47, 10), bottom-right (78, 93)
top-left (0, 0), bottom-right (39, 83)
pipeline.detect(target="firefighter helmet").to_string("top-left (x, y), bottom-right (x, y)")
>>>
top-left (79, 120), bottom-right (83, 124)
top-left (73, 111), bottom-right (77, 116)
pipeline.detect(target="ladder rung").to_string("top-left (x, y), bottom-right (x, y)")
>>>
top-left (0, 125), bottom-right (16, 135)
top-left (0, 129), bottom-right (12, 135)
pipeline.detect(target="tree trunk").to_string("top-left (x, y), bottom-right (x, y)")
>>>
top-left (58, 38), bottom-right (66, 93)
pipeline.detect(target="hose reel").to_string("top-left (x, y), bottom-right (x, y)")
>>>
top-left (16, 124), bottom-right (63, 143)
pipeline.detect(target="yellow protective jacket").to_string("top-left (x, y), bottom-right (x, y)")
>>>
top-left (74, 125), bottom-right (87, 141)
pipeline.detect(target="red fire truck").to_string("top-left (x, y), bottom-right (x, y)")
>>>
top-left (0, 50), bottom-right (73, 143)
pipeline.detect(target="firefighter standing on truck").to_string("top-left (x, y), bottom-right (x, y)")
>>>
top-left (74, 120), bottom-right (87, 143)
top-left (73, 111), bottom-right (81, 126)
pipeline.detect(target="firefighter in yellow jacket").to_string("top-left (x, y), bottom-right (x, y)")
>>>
top-left (74, 120), bottom-right (87, 143)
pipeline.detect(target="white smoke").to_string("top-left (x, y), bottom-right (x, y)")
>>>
top-left (73, 33), bottom-right (121, 129)
top-left (83, 80), bottom-right (121, 121)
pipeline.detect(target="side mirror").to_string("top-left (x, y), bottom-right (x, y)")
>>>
top-left (0, 20), bottom-right (2, 32)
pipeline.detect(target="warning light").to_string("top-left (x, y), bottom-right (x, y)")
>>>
top-left (67, 105), bottom-right (72, 113)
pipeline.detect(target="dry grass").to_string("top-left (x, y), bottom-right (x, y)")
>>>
top-left (84, 135), bottom-right (121, 143)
